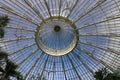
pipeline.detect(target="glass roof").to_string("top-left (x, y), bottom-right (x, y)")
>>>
top-left (0, 0), bottom-right (120, 80)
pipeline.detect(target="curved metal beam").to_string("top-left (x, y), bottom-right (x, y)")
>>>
top-left (76, 14), bottom-right (120, 30)
top-left (79, 41), bottom-right (120, 55)
top-left (9, 42), bottom-right (36, 55)
top-left (76, 47), bottom-right (115, 72)
top-left (67, 54), bottom-right (82, 80)
top-left (6, 25), bottom-right (35, 32)
top-left (18, 49), bottom-right (39, 65)
top-left (0, 36), bottom-right (34, 43)
top-left (79, 33), bottom-right (120, 37)
top-left (39, 55), bottom-right (49, 79)
top-left (67, 0), bottom-right (78, 18)
top-left (59, 0), bottom-right (62, 16)
top-left (44, 0), bottom-right (52, 17)
top-left (74, 0), bottom-right (106, 23)
top-left (0, 4), bottom-right (38, 25)
top-left (61, 56), bottom-right (67, 80)
top-left (23, 0), bottom-right (45, 22)
top-left (25, 51), bottom-right (43, 79)
top-left (72, 50), bottom-right (94, 74)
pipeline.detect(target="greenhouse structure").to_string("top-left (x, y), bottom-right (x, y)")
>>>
top-left (0, 0), bottom-right (120, 80)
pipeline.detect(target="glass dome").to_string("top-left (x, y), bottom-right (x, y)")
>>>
top-left (0, 0), bottom-right (120, 80)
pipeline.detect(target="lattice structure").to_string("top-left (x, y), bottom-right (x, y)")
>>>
top-left (0, 0), bottom-right (120, 80)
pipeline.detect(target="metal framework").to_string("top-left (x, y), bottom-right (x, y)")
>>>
top-left (0, 0), bottom-right (120, 80)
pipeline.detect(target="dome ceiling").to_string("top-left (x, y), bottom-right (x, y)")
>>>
top-left (0, 0), bottom-right (120, 80)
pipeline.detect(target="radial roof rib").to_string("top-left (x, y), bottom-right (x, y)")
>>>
top-left (8, 43), bottom-right (36, 55)
top-left (76, 14), bottom-right (120, 30)
top-left (67, 0), bottom-right (79, 18)
top-left (25, 52), bottom-right (43, 79)
top-left (44, 0), bottom-right (52, 17)
top-left (72, 50), bottom-right (94, 74)
top-left (3, 0), bottom-right (37, 21)
top-left (0, 4), bottom-right (38, 25)
top-left (23, 0), bottom-right (45, 23)
top-left (52, 57), bottom-right (55, 80)
top-left (58, 0), bottom-right (62, 16)
top-left (74, 0), bottom-right (106, 23)
top-left (17, 49), bottom-right (39, 65)
top-left (80, 33), bottom-right (120, 37)
top-left (80, 41), bottom-right (120, 55)
top-left (79, 41), bottom-right (120, 55)
top-left (61, 56), bottom-right (67, 80)
top-left (76, 47), bottom-right (115, 72)
top-left (39, 55), bottom-right (49, 79)
top-left (6, 25), bottom-right (35, 32)
top-left (67, 54), bottom-right (82, 80)
top-left (0, 36), bottom-right (34, 43)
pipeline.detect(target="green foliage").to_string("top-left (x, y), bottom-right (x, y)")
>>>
top-left (0, 52), bottom-right (24, 80)
top-left (0, 51), bottom-right (8, 60)
top-left (0, 15), bottom-right (10, 27)
top-left (0, 51), bottom-right (8, 73)
top-left (0, 15), bottom-right (9, 38)
top-left (0, 15), bottom-right (24, 80)
top-left (0, 52), bottom-right (8, 73)
top-left (15, 71), bottom-right (24, 80)
top-left (0, 58), bottom-right (25, 80)
top-left (5, 60), bottom-right (18, 72)
top-left (0, 27), bottom-right (5, 38)
top-left (42, 77), bottom-right (46, 80)
top-left (94, 68), bottom-right (120, 80)
top-left (0, 66), bottom-right (5, 73)
top-left (0, 59), bottom-right (24, 80)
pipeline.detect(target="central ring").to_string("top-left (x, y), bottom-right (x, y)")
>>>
top-left (35, 16), bottom-right (79, 56)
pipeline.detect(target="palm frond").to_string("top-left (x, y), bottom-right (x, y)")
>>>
top-left (0, 66), bottom-right (5, 73)
top-left (0, 27), bottom-right (5, 38)
top-left (0, 15), bottom-right (10, 27)
top-left (0, 51), bottom-right (8, 60)
top-left (5, 60), bottom-right (18, 72)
